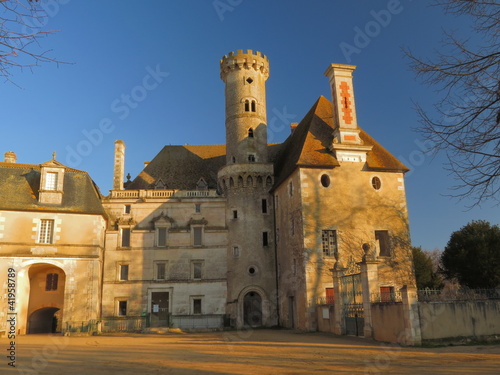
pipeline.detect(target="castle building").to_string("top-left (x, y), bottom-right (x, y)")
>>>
top-left (1, 50), bottom-right (416, 336)
top-left (101, 50), bottom-right (415, 332)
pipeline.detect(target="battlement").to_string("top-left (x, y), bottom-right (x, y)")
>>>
top-left (220, 49), bottom-right (270, 81)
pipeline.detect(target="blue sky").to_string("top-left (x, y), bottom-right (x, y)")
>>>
top-left (1, 0), bottom-right (498, 250)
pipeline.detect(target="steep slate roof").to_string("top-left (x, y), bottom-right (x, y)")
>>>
top-left (0, 161), bottom-right (105, 216)
top-left (273, 96), bottom-right (409, 189)
top-left (126, 96), bottom-right (407, 191)
top-left (127, 145), bottom-right (227, 190)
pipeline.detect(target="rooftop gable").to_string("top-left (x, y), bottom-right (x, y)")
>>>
top-left (273, 96), bottom-right (409, 189)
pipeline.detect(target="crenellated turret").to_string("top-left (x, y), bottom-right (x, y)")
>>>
top-left (218, 50), bottom-right (277, 329)
top-left (220, 50), bottom-right (270, 165)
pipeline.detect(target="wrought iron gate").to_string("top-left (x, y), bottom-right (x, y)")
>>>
top-left (341, 273), bottom-right (364, 336)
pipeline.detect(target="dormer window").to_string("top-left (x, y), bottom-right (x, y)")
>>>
top-left (45, 172), bottom-right (58, 190)
top-left (196, 178), bottom-right (208, 190)
top-left (39, 158), bottom-right (65, 205)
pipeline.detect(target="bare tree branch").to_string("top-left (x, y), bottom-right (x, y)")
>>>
top-left (405, 0), bottom-right (500, 206)
top-left (0, 0), bottom-right (67, 85)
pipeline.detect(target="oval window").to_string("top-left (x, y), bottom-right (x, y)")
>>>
top-left (320, 174), bottom-right (330, 188)
top-left (372, 176), bottom-right (381, 190)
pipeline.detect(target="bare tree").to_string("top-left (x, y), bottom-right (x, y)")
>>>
top-left (1, 0), bottom-right (62, 84)
top-left (405, 0), bottom-right (500, 206)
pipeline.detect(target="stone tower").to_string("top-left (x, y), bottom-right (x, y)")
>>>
top-left (218, 50), bottom-right (277, 328)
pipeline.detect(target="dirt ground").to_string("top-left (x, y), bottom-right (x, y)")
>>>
top-left (4, 329), bottom-right (500, 374)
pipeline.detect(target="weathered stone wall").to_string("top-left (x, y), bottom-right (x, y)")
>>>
top-left (419, 300), bottom-right (500, 342)
top-left (371, 302), bottom-right (406, 343)
top-left (101, 195), bottom-right (228, 323)
top-left (0, 211), bottom-right (105, 334)
top-left (276, 163), bottom-right (414, 331)
top-left (316, 305), bottom-right (336, 334)
top-left (274, 169), bottom-right (309, 330)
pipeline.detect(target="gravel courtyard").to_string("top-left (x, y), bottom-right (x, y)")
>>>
top-left (5, 329), bottom-right (500, 374)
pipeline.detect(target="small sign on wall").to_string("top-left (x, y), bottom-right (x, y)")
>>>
top-left (322, 307), bottom-right (329, 319)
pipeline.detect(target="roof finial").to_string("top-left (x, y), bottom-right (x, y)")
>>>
top-left (52, 151), bottom-right (57, 160)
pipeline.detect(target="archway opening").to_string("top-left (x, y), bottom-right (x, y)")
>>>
top-left (27, 263), bottom-right (65, 334)
top-left (243, 291), bottom-right (262, 327)
top-left (28, 307), bottom-right (60, 334)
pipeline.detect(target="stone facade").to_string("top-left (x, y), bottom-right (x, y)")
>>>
top-left (0, 157), bottom-right (106, 334)
top-left (1, 50), bottom-right (417, 337)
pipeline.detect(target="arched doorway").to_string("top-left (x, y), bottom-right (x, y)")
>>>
top-left (243, 291), bottom-right (262, 327)
top-left (27, 264), bottom-right (65, 334)
top-left (28, 307), bottom-right (60, 334)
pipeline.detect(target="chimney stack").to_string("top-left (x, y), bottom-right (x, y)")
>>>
top-left (113, 140), bottom-right (126, 191)
top-left (4, 151), bottom-right (17, 163)
top-left (324, 63), bottom-right (363, 145)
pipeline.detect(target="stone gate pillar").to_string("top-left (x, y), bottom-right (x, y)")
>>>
top-left (359, 243), bottom-right (380, 338)
top-left (400, 286), bottom-right (422, 345)
top-left (331, 256), bottom-right (346, 335)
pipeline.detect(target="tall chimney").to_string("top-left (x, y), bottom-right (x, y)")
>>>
top-left (324, 64), bottom-right (372, 163)
top-left (113, 140), bottom-right (126, 191)
top-left (4, 152), bottom-right (17, 163)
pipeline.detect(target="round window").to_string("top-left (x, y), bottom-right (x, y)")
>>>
top-left (320, 174), bottom-right (331, 188)
top-left (372, 176), bottom-right (381, 190)
top-left (248, 266), bottom-right (256, 275)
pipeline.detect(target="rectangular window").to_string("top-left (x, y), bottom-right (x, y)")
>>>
top-left (232, 246), bottom-right (240, 258)
top-left (157, 227), bottom-right (167, 247)
top-left (121, 228), bottom-right (131, 247)
top-left (156, 263), bottom-right (166, 280)
top-left (261, 199), bottom-right (267, 214)
top-left (375, 230), bottom-right (391, 256)
top-left (262, 232), bottom-right (269, 246)
top-left (45, 273), bottom-right (58, 291)
top-left (119, 264), bottom-right (129, 281)
top-left (39, 219), bottom-right (54, 244)
top-left (193, 298), bottom-right (202, 314)
top-left (118, 300), bottom-right (127, 316)
top-left (45, 172), bottom-right (58, 190)
top-left (193, 227), bottom-right (202, 246)
top-left (326, 288), bottom-right (334, 304)
top-left (380, 286), bottom-right (395, 302)
top-left (195, 204), bottom-right (201, 213)
top-left (192, 262), bottom-right (202, 280)
top-left (233, 210), bottom-right (238, 219)
top-left (321, 230), bottom-right (337, 257)
top-left (124, 205), bottom-right (131, 214)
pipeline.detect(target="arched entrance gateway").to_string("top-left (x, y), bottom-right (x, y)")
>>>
top-left (243, 291), bottom-right (262, 327)
top-left (27, 264), bottom-right (66, 334)
top-left (28, 307), bottom-right (61, 334)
